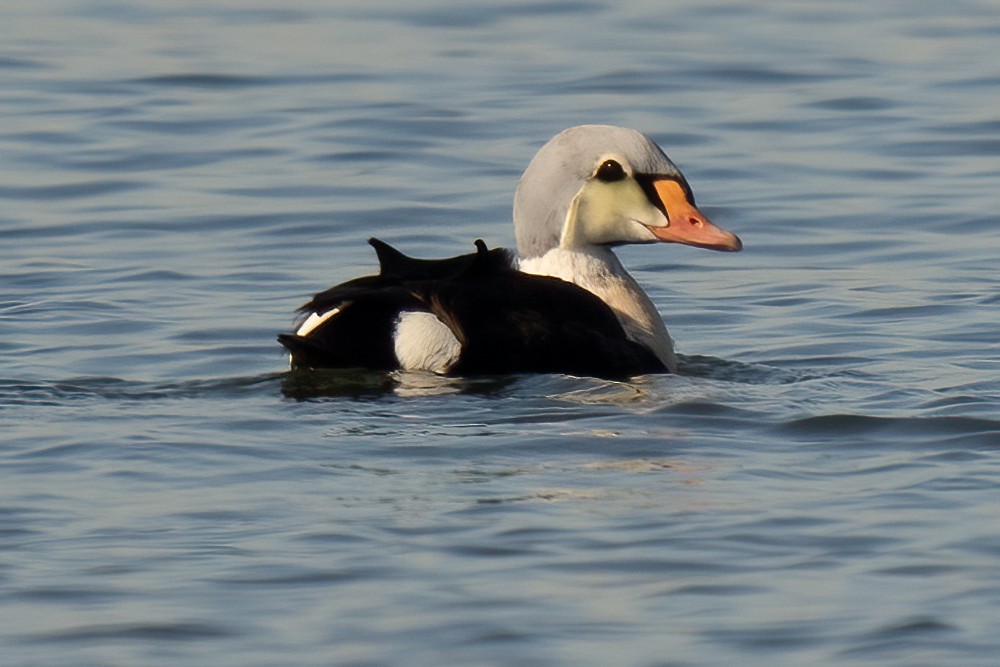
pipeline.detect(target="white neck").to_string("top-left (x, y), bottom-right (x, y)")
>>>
top-left (518, 246), bottom-right (677, 372)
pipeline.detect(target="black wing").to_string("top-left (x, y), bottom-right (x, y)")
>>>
top-left (278, 239), bottom-right (513, 371)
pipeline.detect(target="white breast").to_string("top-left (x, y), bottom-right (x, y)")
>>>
top-left (519, 247), bottom-right (677, 372)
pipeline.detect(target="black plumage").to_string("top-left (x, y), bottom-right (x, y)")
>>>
top-left (278, 239), bottom-right (667, 379)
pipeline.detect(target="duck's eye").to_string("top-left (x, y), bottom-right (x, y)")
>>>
top-left (594, 159), bottom-right (626, 182)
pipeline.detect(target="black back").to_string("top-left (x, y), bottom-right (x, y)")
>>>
top-left (278, 239), bottom-right (667, 379)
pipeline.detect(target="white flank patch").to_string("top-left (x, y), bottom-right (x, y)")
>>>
top-left (393, 311), bottom-right (461, 374)
top-left (295, 307), bottom-right (341, 337)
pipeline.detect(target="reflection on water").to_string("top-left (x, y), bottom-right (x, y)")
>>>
top-left (3, 0), bottom-right (1000, 665)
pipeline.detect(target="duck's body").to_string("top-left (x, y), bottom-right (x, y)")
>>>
top-left (279, 125), bottom-right (741, 378)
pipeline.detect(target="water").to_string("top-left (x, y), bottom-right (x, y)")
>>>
top-left (2, 1), bottom-right (999, 665)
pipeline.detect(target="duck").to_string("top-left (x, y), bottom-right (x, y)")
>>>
top-left (278, 125), bottom-right (742, 379)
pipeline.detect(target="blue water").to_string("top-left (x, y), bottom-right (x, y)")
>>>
top-left (3, 1), bottom-right (999, 665)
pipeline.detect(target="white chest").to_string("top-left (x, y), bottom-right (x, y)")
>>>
top-left (519, 248), bottom-right (677, 371)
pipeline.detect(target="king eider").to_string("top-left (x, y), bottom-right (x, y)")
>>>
top-left (278, 125), bottom-right (742, 379)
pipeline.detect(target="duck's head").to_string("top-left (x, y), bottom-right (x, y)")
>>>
top-left (513, 125), bottom-right (742, 259)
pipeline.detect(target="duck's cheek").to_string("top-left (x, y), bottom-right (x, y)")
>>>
top-left (564, 180), bottom-right (667, 247)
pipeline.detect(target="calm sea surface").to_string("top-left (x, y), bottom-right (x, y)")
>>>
top-left (2, 1), bottom-right (999, 665)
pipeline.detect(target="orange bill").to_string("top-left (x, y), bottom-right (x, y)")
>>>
top-left (647, 179), bottom-right (742, 252)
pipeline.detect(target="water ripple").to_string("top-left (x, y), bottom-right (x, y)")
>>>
top-left (26, 622), bottom-right (239, 643)
top-left (0, 180), bottom-right (145, 200)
